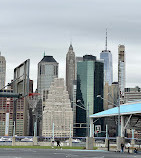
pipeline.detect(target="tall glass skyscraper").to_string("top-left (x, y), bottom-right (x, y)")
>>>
top-left (100, 50), bottom-right (113, 85)
top-left (100, 31), bottom-right (113, 85)
top-left (76, 55), bottom-right (104, 137)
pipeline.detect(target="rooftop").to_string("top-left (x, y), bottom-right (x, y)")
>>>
top-left (90, 102), bottom-right (141, 118)
top-left (40, 56), bottom-right (58, 63)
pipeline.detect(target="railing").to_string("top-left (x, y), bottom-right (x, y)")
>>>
top-left (0, 136), bottom-right (141, 150)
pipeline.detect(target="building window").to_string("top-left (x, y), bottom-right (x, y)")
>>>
top-left (56, 66), bottom-right (58, 76)
top-left (40, 65), bottom-right (45, 75)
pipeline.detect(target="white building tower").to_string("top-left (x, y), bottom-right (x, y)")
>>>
top-left (118, 45), bottom-right (125, 104)
top-left (42, 78), bottom-right (73, 137)
top-left (100, 30), bottom-right (113, 85)
top-left (0, 52), bottom-right (6, 89)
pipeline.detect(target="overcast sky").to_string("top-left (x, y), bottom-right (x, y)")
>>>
top-left (0, 0), bottom-right (141, 90)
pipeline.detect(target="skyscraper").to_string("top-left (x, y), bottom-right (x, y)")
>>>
top-left (0, 60), bottom-right (30, 136)
top-left (72, 56), bottom-right (83, 136)
top-left (0, 88), bottom-right (13, 136)
top-left (76, 55), bottom-right (104, 137)
top-left (37, 55), bottom-right (58, 135)
top-left (13, 59), bottom-right (30, 136)
top-left (37, 55), bottom-right (58, 97)
top-left (100, 30), bottom-right (113, 85)
top-left (66, 44), bottom-right (75, 101)
top-left (103, 82), bottom-right (119, 110)
top-left (118, 45), bottom-right (125, 104)
top-left (0, 52), bottom-right (6, 89)
top-left (75, 57), bottom-right (83, 80)
top-left (42, 78), bottom-right (73, 137)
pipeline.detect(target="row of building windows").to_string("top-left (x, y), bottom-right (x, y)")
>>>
top-left (0, 60), bottom-right (5, 63)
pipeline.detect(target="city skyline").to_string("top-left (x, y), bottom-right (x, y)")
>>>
top-left (0, 0), bottom-right (141, 90)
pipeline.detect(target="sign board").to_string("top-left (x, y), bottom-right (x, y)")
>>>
top-left (95, 125), bottom-right (101, 134)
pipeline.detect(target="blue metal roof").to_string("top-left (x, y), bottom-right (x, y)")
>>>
top-left (90, 102), bottom-right (141, 118)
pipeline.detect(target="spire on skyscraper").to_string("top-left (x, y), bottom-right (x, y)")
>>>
top-left (69, 43), bottom-right (73, 51)
top-left (105, 29), bottom-right (108, 51)
top-left (66, 43), bottom-right (75, 101)
top-left (100, 29), bottom-right (113, 85)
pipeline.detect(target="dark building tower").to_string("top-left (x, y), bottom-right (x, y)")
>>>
top-left (76, 55), bottom-right (104, 137)
top-left (66, 44), bottom-right (76, 101)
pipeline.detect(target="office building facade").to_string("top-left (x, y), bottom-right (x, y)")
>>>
top-left (75, 57), bottom-right (83, 80)
top-left (76, 55), bottom-right (104, 137)
top-left (103, 82), bottom-right (119, 110)
top-left (72, 57), bottom-right (83, 136)
top-left (0, 89), bottom-right (28, 136)
top-left (100, 50), bottom-right (113, 85)
top-left (118, 45), bottom-right (125, 104)
top-left (37, 55), bottom-right (58, 97)
top-left (125, 87), bottom-right (141, 103)
top-left (42, 78), bottom-right (73, 137)
top-left (37, 55), bottom-right (58, 135)
top-left (66, 44), bottom-right (76, 101)
top-left (100, 30), bottom-right (113, 85)
top-left (0, 52), bottom-right (6, 89)
top-left (13, 59), bottom-right (30, 136)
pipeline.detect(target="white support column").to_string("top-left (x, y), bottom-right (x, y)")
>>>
top-left (132, 129), bottom-right (134, 140)
top-left (86, 137), bottom-right (94, 150)
top-left (131, 129), bottom-right (135, 145)
top-left (52, 123), bottom-right (54, 141)
top-left (105, 124), bottom-right (108, 148)
top-left (33, 136), bottom-right (38, 146)
top-left (121, 116), bottom-right (125, 137)
top-left (70, 124), bottom-right (71, 138)
top-left (12, 136), bottom-right (16, 146)
top-left (90, 118), bottom-right (94, 137)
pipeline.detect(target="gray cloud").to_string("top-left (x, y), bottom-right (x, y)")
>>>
top-left (0, 0), bottom-right (141, 89)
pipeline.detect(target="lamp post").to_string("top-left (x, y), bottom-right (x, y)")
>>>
top-left (107, 93), bottom-right (121, 138)
top-left (76, 100), bottom-right (95, 150)
top-left (97, 95), bottom-right (120, 136)
top-left (97, 94), bottom-right (122, 151)
top-left (77, 100), bottom-right (90, 137)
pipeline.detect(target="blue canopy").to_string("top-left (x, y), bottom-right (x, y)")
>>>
top-left (90, 102), bottom-right (141, 118)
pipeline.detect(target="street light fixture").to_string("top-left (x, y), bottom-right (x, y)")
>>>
top-left (97, 95), bottom-right (121, 138)
top-left (76, 100), bottom-right (90, 137)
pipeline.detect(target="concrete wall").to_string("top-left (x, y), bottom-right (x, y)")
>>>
top-left (14, 142), bottom-right (34, 146)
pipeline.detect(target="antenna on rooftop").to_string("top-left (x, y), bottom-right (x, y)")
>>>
top-left (105, 29), bottom-right (108, 51)
top-left (44, 51), bottom-right (45, 57)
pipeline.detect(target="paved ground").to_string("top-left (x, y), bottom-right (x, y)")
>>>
top-left (0, 148), bottom-right (141, 158)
